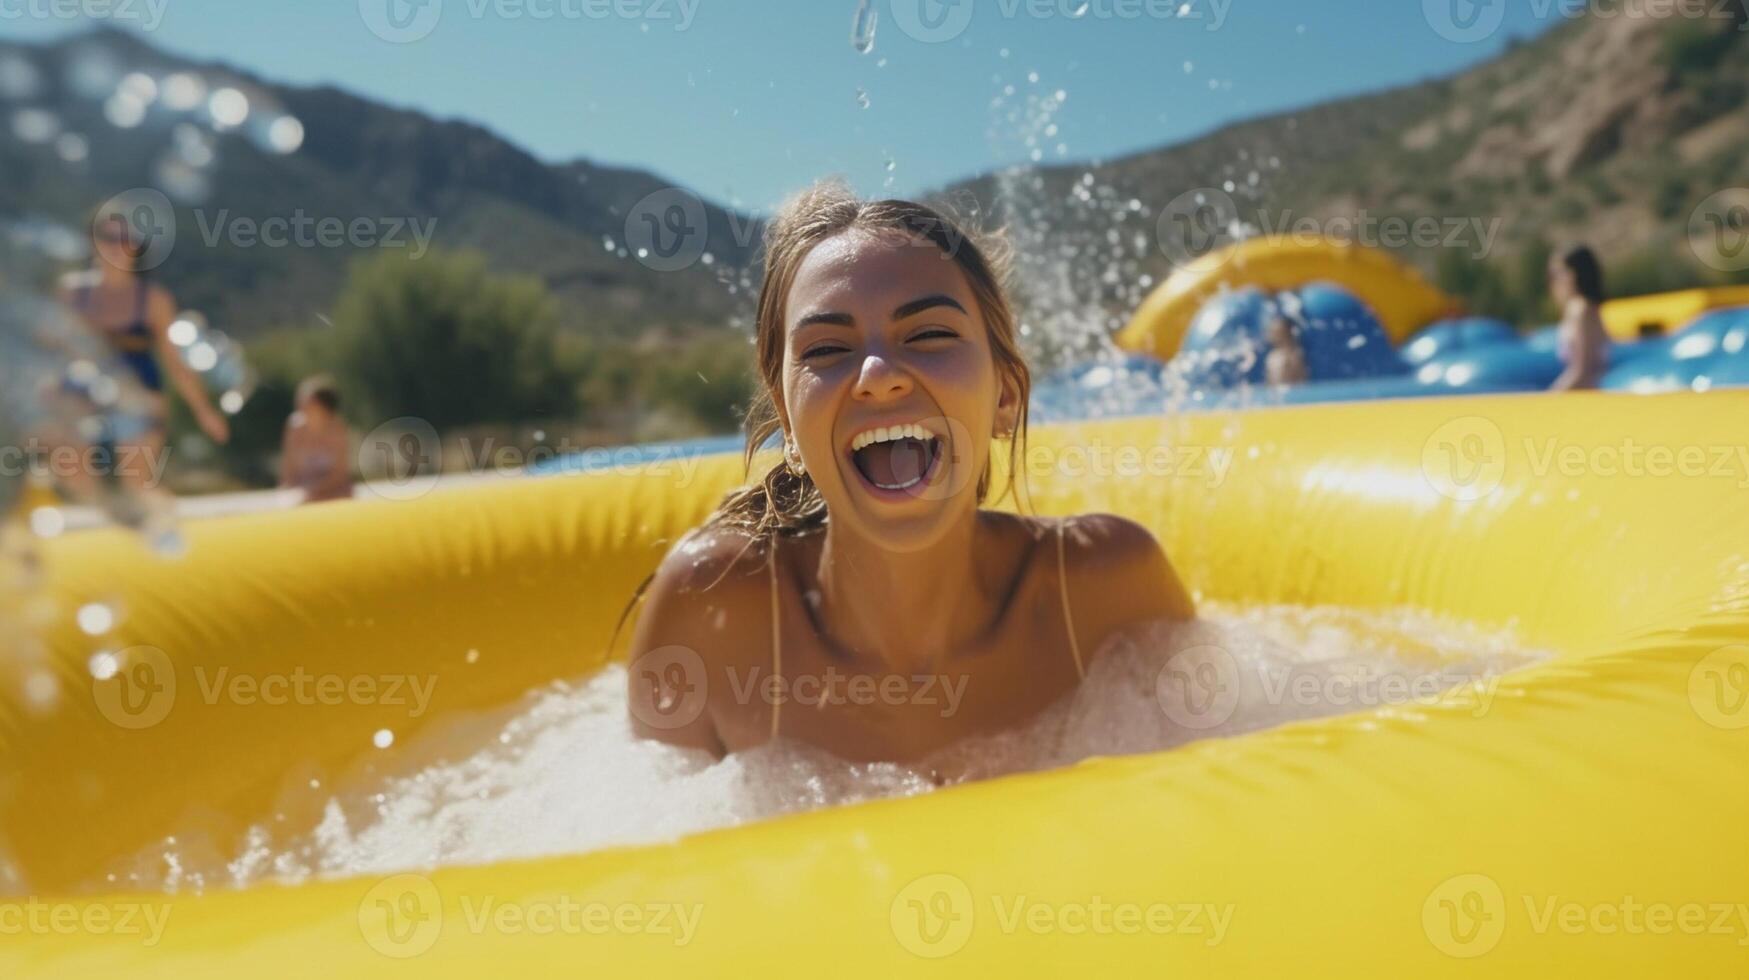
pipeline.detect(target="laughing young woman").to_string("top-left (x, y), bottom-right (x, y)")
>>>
top-left (627, 181), bottom-right (1193, 770)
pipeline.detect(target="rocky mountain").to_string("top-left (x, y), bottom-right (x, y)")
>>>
top-left (7, 9), bottom-right (1744, 349)
top-left (0, 26), bottom-right (759, 340)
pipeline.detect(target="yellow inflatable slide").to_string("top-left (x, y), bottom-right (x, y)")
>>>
top-left (3, 391), bottom-right (1747, 977)
top-left (1116, 236), bottom-right (1457, 360)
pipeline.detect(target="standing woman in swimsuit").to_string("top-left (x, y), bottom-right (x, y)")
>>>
top-left (627, 181), bottom-right (1193, 769)
top-left (60, 210), bottom-right (231, 491)
top-left (1548, 244), bottom-right (1610, 392)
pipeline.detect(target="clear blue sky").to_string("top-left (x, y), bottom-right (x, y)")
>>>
top-left (7, 1), bottom-right (1561, 212)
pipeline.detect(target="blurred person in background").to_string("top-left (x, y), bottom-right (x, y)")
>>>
top-left (278, 375), bottom-right (354, 504)
top-left (1548, 244), bottom-right (1609, 392)
top-left (58, 209), bottom-right (232, 494)
top-left (1264, 316), bottom-right (1308, 386)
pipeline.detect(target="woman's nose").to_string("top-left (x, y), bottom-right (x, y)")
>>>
top-left (853, 354), bottom-right (913, 402)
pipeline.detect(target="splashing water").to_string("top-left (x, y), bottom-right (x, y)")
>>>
top-left (850, 0), bottom-right (878, 54)
top-left (100, 605), bottom-right (1546, 895)
top-left (970, 49), bottom-right (1299, 421)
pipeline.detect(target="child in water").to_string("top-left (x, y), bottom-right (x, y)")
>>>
top-left (627, 181), bottom-right (1194, 770)
top-left (1264, 316), bottom-right (1308, 386)
top-left (278, 375), bottom-right (354, 504)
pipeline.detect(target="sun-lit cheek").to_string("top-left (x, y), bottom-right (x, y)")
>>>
top-left (784, 368), bottom-right (839, 470)
top-left (924, 348), bottom-right (999, 425)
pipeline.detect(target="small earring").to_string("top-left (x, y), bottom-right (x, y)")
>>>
top-left (783, 441), bottom-right (806, 476)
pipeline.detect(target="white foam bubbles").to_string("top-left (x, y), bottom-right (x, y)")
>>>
top-left (108, 605), bottom-right (1545, 895)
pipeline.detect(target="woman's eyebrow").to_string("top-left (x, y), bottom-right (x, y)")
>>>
top-left (792, 294), bottom-right (966, 331)
top-left (892, 294), bottom-right (966, 320)
top-left (793, 310), bottom-right (855, 330)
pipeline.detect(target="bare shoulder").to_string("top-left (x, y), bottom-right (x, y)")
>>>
top-left (643, 524), bottom-right (773, 606)
top-left (625, 525), bottom-right (773, 751)
top-left (1055, 513), bottom-right (1194, 624)
top-left (144, 284), bottom-right (178, 325)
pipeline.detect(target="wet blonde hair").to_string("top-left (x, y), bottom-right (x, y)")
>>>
top-left (705, 179), bottom-right (1032, 539)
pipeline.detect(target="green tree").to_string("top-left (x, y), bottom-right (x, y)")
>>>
top-left (1511, 238), bottom-right (1555, 326)
top-left (329, 249), bottom-right (577, 430)
top-left (1434, 250), bottom-right (1515, 323)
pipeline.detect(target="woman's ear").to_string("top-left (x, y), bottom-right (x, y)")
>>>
top-left (993, 374), bottom-right (1021, 438)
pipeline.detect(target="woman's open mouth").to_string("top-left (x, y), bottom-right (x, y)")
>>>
top-left (847, 423), bottom-right (944, 496)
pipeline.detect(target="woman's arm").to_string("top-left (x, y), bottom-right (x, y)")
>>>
top-left (146, 288), bottom-right (230, 442)
top-left (625, 529), bottom-right (767, 756)
top-left (1059, 514), bottom-right (1196, 666)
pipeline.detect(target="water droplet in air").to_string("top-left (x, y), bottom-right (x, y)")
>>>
top-left (89, 651), bottom-right (119, 680)
top-left (76, 602), bottom-right (115, 636)
top-left (855, 87), bottom-right (870, 109)
top-left (851, 0), bottom-right (878, 54)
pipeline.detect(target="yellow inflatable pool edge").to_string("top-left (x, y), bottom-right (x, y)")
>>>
top-left (1600, 285), bottom-right (1749, 341)
top-left (1115, 237), bottom-right (1456, 360)
top-left (5, 392), bottom-right (1748, 977)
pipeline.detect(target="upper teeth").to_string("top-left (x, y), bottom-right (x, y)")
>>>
top-left (852, 423), bottom-right (933, 452)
